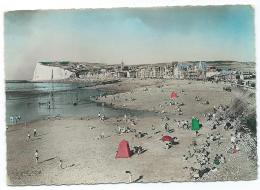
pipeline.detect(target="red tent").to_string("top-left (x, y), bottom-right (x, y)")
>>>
top-left (162, 135), bottom-right (173, 142)
top-left (170, 92), bottom-right (177, 99)
top-left (115, 139), bottom-right (131, 158)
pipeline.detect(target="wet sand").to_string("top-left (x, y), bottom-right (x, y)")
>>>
top-left (6, 79), bottom-right (257, 185)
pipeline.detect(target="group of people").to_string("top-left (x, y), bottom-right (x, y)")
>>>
top-left (26, 129), bottom-right (41, 165)
top-left (195, 96), bottom-right (202, 101)
top-left (186, 102), bottom-right (247, 180)
top-left (163, 137), bottom-right (180, 150)
top-left (176, 105), bottom-right (183, 115)
top-left (9, 115), bottom-right (21, 125)
top-left (34, 149), bottom-right (64, 169)
top-left (177, 120), bottom-right (190, 130)
top-left (207, 133), bottom-right (222, 145)
top-left (133, 146), bottom-right (145, 155)
top-left (27, 128), bottom-right (37, 141)
top-left (98, 112), bottom-right (106, 121)
top-left (135, 131), bottom-right (147, 138)
top-left (118, 126), bottom-right (135, 134)
top-left (184, 129), bottom-right (228, 180)
top-left (213, 154), bottom-right (226, 165)
top-left (205, 103), bottom-right (244, 156)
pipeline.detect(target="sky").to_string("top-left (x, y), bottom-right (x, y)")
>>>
top-left (4, 6), bottom-right (255, 80)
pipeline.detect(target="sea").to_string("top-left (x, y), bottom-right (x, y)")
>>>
top-left (5, 81), bottom-right (152, 125)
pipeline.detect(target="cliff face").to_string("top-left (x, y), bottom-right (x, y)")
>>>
top-left (32, 62), bottom-right (73, 81)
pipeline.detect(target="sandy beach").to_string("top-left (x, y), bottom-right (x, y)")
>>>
top-left (6, 79), bottom-right (257, 185)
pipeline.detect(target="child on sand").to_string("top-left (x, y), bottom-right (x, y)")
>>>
top-left (34, 150), bottom-right (39, 163)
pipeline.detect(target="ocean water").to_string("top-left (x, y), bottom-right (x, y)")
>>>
top-left (6, 82), bottom-right (79, 93)
top-left (5, 82), bottom-right (152, 125)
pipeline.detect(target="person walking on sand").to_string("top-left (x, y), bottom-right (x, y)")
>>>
top-left (34, 150), bottom-right (39, 163)
top-left (59, 159), bottom-right (63, 169)
top-left (33, 128), bottom-right (37, 137)
top-left (27, 132), bottom-right (31, 141)
top-left (125, 171), bottom-right (132, 183)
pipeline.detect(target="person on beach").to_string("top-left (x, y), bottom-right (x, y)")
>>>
top-left (125, 171), bottom-right (132, 183)
top-left (15, 115), bottom-right (19, 123)
top-left (34, 150), bottom-right (39, 163)
top-left (213, 154), bottom-right (220, 165)
top-left (98, 112), bottom-right (101, 118)
top-left (210, 134), bottom-right (214, 141)
top-left (165, 142), bottom-right (171, 149)
top-left (232, 144), bottom-right (240, 154)
top-left (48, 101), bottom-right (51, 109)
top-left (100, 132), bottom-right (105, 139)
top-left (177, 121), bottom-right (180, 128)
top-left (220, 154), bottom-right (226, 164)
top-left (231, 134), bottom-right (236, 144)
top-left (33, 128), bottom-right (37, 137)
top-left (9, 116), bottom-right (14, 124)
top-left (151, 125), bottom-right (155, 130)
top-left (27, 132), bottom-right (31, 141)
top-left (59, 159), bottom-right (63, 169)
top-left (213, 105), bottom-right (217, 112)
top-left (185, 120), bottom-right (189, 129)
top-left (236, 131), bottom-right (241, 141)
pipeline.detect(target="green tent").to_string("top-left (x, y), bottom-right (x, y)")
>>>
top-left (192, 117), bottom-right (200, 131)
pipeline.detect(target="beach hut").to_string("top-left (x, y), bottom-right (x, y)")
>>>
top-left (192, 117), bottom-right (200, 131)
top-left (115, 140), bottom-right (131, 158)
top-left (170, 91), bottom-right (177, 99)
top-left (162, 135), bottom-right (173, 142)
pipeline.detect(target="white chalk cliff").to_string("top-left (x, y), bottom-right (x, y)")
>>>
top-left (32, 62), bottom-right (73, 81)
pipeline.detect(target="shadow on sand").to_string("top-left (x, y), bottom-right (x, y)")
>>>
top-left (31, 137), bottom-right (42, 141)
top-left (133, 175), bottom-right (143, 183)
top-left (39, 157), bottom-right (57, 164)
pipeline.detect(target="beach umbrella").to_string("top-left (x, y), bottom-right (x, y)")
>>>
top-left (170, 92), bottom-right (177, 99)
top-left (192, 117), bottom-right (200, 131)
top-left (162, 135), bottom-right (173, 142)
top-left (115, 139), bottom-right (131, 159)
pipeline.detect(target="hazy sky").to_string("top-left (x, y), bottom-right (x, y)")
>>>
top-left (5, 6), bottom-right (255, 80)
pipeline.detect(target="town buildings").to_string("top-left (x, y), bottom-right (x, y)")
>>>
top-left (32, 60), bottom-right (256, 88)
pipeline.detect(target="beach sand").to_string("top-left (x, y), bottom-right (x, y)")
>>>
top-left (6, 79), bottom-right (257, 185)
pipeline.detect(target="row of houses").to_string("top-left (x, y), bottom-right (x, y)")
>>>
top-left (77, 61), bottom-right (209, 80)
top-left (61, 61), bottom-right (255, 88)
